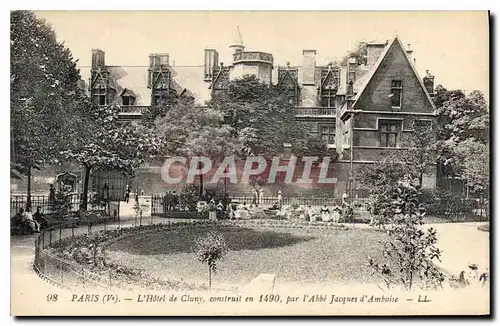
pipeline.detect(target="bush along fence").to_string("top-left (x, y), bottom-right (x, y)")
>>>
top-left (33, 214), bottom-right (182, 289)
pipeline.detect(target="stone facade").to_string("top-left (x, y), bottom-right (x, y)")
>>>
top-left (15, 32), bottom-right (438, 199)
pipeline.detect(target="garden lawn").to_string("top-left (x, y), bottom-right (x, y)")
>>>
top-left (105, 225), bottom-right (388, 290)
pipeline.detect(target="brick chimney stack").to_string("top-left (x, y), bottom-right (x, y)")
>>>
top-left (423, 70), bottom-right (435, 96)
top-left (91, 49), bottom-right (105, 70)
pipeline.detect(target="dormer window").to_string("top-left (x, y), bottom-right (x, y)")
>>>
top-left (321, 86), bottom-right (337, 108)
top-left (319, 67), bottom-right (339, 108)
top-left (121, 89), bottom-right (136, 106)
top-left (122, 94), bottom-right (135, 106)
top-left (92, 88), bottom-right (107, 106)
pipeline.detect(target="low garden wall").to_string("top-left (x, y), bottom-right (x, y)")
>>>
top-left (34, 218), bottom-right (350, 290)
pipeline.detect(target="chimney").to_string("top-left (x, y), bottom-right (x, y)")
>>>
top-left (346, 79), bottom-right (354, 98)
top-left (406, 44), bottom-right (413, 61)
top-left (204, 49), bottom-right (219, 82)
top-left (423, 70), bottom-right (435, 96)
top-left (302, 49), bottom-right (316, 86)
top-left (347, 57), bottom-right (357, 84)
top-left (157, 53), bottom-right (169, 67)
top-left (366, 43), bottom-right (386, 66)
top-left (149, 53), bottom-right (160, 68)
top-left (91, 49), bottom-right (105, 70)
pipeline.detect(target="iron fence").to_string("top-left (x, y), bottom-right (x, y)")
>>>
top-left (33, 213), bottom-right (173, 289)
top-left (150, 194), bottom-right (347, 216)
top-left (10, 194), bottom-right (81, 217)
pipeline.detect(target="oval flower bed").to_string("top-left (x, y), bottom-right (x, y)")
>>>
top-left (46, 219), bottom-right (369, 290)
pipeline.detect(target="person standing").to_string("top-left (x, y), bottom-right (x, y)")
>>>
top-left (216, 201), bottom-right (225, 219)
top-left (49, 184), bottom-right (56, 203)
top-left (277, 190), bottom-right (283, 209)
top-left (125, 185), bottom-right (130, 203)
top-left (252, 189), bottom-right (258, 206)
top-left (162, 191), bottom-right (169, 213)
top-left (258, 189), bottom-right (264, 207)
top-left (171, 191), bottom-right (178, 211)
top-left (208, 199), bottom-right (217, 221)
top-left (306, 206), bottom-right (315, 223)
top-left (227, 201), bottom-right (235, 220)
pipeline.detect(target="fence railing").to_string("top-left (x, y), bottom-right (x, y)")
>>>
top-left (150, 195), bottom-right (347, 216)
top-left (33, 213), bottom-right (172, 289)
top-left (10, 194), bottom-right (80, 217)
top-left (230, 196), bottom-right (344, 208)
top-left (295, 107), bottom-right (336, 116)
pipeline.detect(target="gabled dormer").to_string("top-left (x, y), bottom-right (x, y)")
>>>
top-left (210, 63), bottom-right (231, 96)
top-left (148, 53), bottom-right (174, 105)
top-left (318, 64), bottom-right (340, 108)
top-left (277, 62), bottom-right (300, 106)
top-left (89, 49), bottom-right (115, 106)
top-left (120, 88), bottom-right (136, 106)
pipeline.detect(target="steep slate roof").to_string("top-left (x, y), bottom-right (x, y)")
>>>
top-left (170, 66), bottom-right (211, 105)
top-left (350, 36), bottom-right (437, 111)
top-left (80, 65), bottom-right (210, 106)
top-left (108, 66), bottom-right (151, 105)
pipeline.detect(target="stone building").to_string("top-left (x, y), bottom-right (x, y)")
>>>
top-left (12, 29), bottom-right (437, 199)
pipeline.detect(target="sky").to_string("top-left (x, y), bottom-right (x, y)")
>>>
top-left (35, 11), bottom-right (489, 97)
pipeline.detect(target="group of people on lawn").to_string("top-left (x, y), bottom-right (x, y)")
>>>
top-left (162, 190), bottom-right (179, 212)
top-left (455, 263), bottom-right (490, 288)
top-left (203, 190), bottom-right (351, 223)
top-left (11, 206), bottom-right (51, 234)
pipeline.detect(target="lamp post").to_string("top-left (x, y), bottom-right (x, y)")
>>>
top-left (349, 110), bottom-right (363, 204)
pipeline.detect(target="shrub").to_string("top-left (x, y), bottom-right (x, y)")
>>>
top-left (419, 188), bottom-right (475, 217)
top-left (49, 189), bottom-right (73, 220)
top-left (368, 184), bottom-right (445, 291)
top-left (179, 184), bottom-right (199, 211)
top-left (193, 231), bottom-right (229, 290)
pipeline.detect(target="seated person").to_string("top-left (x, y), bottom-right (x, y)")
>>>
top-left (233, 208), bottom-right (242, 219)
top-left (320, 204), bottom-right (331, 222)
top-left (305, 206), bottom-right (316, 222)
top-left (240, 203), bottom-right (250, 219)
top-left (331, 205), bottom-right (342, 223)
top-left (11, 208), bottom-right (30, 234)
top-left (33, 206), bottom-right (50, 229)
top-left (23, 208), bottom-right (40, 232)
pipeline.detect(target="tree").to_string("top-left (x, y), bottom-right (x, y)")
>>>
top-left (451, 139), bottom-right (489, 217)
top-left (11, 11), bottom-right (83, 209)
top-left (358, 119), bottom-right (437, 216)
top-left (339, 41), bottom-right (368, 66)
top-left (154, 98), bottom-right (239, 197)
top-left (179, 184), bottom-right (200, 212)
top-left (435, 88), bottom-right (489, 179)
top-left (368, 184), bottom-right (445, 291)
top-left (140, 91), bottom-right (181, 127)
top-left (193, 231), bottom-right (229, 290)
top-left (357, 152), bottom-right (413, 226)
top-left (452, 140), bottom-right (489, 194)
top-left (61, 103), bottom-right (162, 210)
top-left (209, 75), bottom-right (328, 157)
top-left (402, 123), bottom-right (437, 187)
